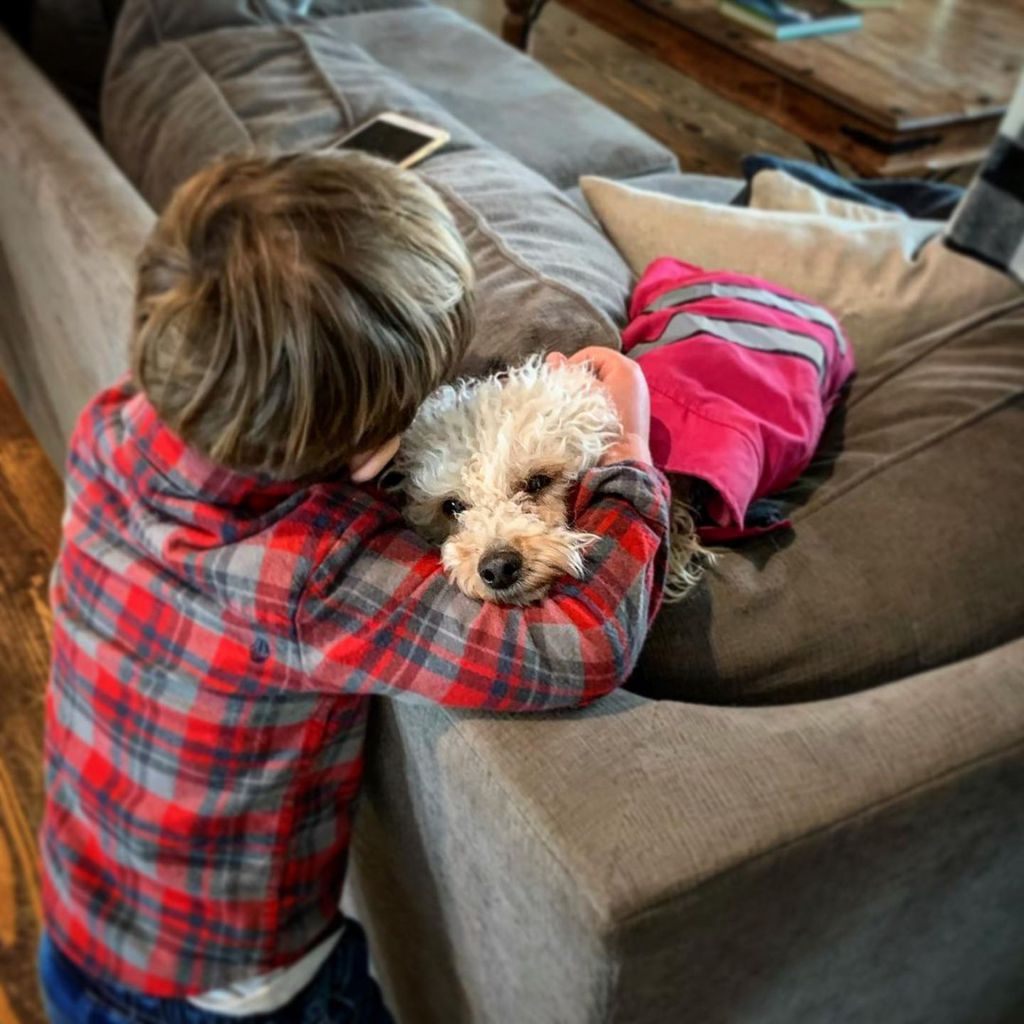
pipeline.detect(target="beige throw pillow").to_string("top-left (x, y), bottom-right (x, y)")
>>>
top-left (749, 168), bottom-right (905, 222)
top-left (581, 172), bottom-right (1021, 368)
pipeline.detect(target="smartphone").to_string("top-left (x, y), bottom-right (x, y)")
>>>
top-left (332, 113), bottom-right (450, 168)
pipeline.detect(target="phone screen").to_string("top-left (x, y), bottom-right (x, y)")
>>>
top-left (338, 119), bottom-right (436, 163)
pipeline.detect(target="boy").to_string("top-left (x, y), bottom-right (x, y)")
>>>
top-left (38, 151), bottom-right (669, 1022)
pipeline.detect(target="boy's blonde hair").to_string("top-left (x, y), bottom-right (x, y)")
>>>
top-left (132, 151), bottom-right (474, 478)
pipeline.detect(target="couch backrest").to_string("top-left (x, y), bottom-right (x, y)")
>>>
top-left (101, 5), bottom-right (641, 372)
top-left (0, 30), bottom-right (152, 468)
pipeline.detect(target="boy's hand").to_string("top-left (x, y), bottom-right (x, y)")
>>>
top-left (549, 348), bottom-right (653, 466)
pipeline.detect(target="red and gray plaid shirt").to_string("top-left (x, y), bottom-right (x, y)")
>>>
top-left (42, 377), bottom-right (670, 997)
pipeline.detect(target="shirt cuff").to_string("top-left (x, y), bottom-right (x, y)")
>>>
top-left (574, 460), bottom-right (672, 528)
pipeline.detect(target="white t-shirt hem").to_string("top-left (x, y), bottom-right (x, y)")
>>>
top-left (187, 927), bottom-right (343, 1017)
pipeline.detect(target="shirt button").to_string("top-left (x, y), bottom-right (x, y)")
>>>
top-left (250, 636), bottom-right (271, 663)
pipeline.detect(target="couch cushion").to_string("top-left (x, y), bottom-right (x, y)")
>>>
top-left (419, 148), bottom-right (633, 367)
top-left (318, 6), bottom-right (677, 188)
top-left (633, 303), bottom-right (1024, 704)
top-left (102, 12), bottom-right (633, 369)
top-left (565, 170), bottom-right (743, 215)
top-left (351, 637), bottom-right (1024, 1022)
top-left (103, 23), bottom-right (481, 213)
top-left (750, 166), bottom-right (907, 222)
top-left (106, 1), bottom-right (676, 190)
top-left (106, 0), bottom-right (428, 75)
top-left (581, 173), bottom-right (1022, 373)
top-left (0, 29), bottom-right (153, 470)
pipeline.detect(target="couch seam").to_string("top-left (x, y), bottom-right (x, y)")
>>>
top-left (422, 173), bottom-right (624, 351)
top-left (847, 296), bottom-right (1024, 409)
top-left (172, 41), bottom-right (254, 149)
top-left (287, 24), bottom-right (355, 127)
top-left (791, 388), bottom-right (1022, 524)
top-left (614, 733), bottom-right (1024, 931)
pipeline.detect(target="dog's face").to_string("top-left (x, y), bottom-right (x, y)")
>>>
top-left (392, 357), bottom-right (621, 604)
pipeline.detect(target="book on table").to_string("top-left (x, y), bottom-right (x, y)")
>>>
top-left (718, 0), bottom-right (864, 39)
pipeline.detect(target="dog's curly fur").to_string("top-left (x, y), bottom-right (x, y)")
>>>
top-left (391, 356), bottom-right (708, 604)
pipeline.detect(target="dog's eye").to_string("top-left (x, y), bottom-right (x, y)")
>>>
top-left (524, 474), bottom-right (553, 495)
top-left (442, 497), bottom-right (468, 519)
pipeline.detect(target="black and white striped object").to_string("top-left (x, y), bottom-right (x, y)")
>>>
top-left (945, 70), bottom-right (1024, 285)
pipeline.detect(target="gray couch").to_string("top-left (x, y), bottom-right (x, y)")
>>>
top-left (2, 2), bottom-right (1022, 1022)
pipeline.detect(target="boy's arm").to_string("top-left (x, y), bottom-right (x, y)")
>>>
top-left (294, 460), bottom-right (670, 711)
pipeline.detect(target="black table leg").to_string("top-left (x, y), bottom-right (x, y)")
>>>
top-left (501, 0), bottom-right (552, 50)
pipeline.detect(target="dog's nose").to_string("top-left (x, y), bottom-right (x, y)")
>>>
top-left (478, 549), bottom-right (523, 591)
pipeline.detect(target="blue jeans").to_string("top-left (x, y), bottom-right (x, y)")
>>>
top-left (38, 925), bottom-right (394, 1024)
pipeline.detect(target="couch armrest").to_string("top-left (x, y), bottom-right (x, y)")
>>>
top-left (0, 30), bottom-right (153, 469)
top-left (349, 638), bottom-right (1024, 1023)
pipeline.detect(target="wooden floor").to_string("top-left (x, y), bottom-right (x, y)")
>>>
top-left (0, 377), bottom-right (62, 1024)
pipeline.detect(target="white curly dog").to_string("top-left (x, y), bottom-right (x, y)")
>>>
top-left (388, 356), bottom-right (706, 605)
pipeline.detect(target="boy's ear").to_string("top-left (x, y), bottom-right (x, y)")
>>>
top-left (350, 436), bottom-right (402, 483)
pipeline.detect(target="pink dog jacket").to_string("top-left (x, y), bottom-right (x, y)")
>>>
top-left (622, 258), bottom-right (855, 541)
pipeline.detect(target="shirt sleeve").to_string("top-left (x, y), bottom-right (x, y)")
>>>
top-left (294, 461), bottom-right (671, 711)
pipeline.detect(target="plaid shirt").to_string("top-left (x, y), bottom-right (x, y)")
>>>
top-left (42, 377), bottom-right (670, 997)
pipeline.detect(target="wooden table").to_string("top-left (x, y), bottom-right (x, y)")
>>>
top-left (502, 0), bottom-right (1024, 176)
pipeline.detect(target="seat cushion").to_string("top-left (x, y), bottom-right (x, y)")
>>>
top-left (318, 5), bottom-right (677, 189)
top-left (350, 636), bottom-right (1024, 1023)
top-left (102, 11), bottom-right (635, 369)
top-left (632, 303), bottom-right (1024, 704)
